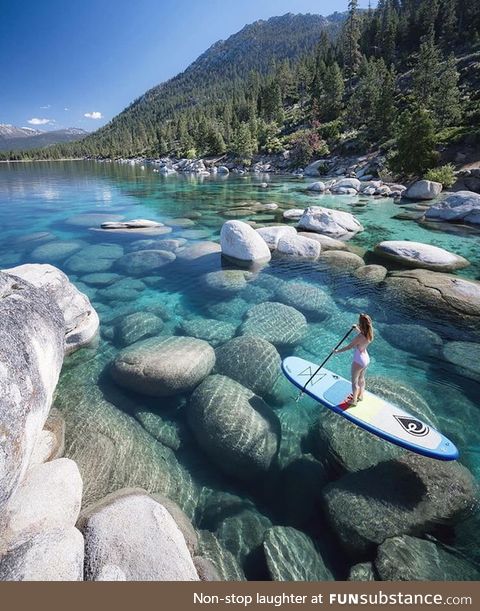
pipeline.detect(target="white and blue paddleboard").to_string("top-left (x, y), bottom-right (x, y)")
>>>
top-left (282, 356), bottom-right (459, 461)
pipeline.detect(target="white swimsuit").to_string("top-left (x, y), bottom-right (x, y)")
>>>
top-left (353, 346), bottom-right (370, 368)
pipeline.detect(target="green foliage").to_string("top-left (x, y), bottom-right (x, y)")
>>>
top-left (289, 129), bottom-right (329, 167)
top-left (389, 107), bottom-right (439, 176)
top-left (425, 164), bottom-right (456, 187)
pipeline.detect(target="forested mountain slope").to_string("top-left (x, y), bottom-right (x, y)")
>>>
top-left (3, 1), bottom-right (480, 181)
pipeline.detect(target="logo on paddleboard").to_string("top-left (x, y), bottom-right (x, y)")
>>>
top-left (298, 367), bottom-right (325, 385)
top-left (394, 415), bottom-right (429, 437)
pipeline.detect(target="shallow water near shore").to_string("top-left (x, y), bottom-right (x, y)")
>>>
top-left (1, 160), bottom-right (479, 579)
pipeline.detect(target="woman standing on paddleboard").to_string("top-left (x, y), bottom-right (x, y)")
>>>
top-left (334, 313), bottom-right (374, 406)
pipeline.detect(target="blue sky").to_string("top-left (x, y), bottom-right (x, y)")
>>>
top-left (0, 0), bottom-right (373, 132)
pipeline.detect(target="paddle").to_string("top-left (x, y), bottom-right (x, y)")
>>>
top-left (294, 326), bottom-right (356, 402)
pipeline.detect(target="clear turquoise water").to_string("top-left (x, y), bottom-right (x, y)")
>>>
top-left (1, 160), bottom-right (479, 579)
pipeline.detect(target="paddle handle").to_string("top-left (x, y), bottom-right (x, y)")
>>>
top-left (298, 327), bottom-right (355, 397)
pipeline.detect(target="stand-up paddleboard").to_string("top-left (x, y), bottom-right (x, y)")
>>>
top-left (282, 356), bottom-right (459, 461)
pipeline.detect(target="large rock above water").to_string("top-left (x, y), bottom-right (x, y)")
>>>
top-left (374, 241), bottom-right (469, 272)
top-left (298, 207), bottom-right (363, 238)
top-left (0, 527), bottom-right (84, 581)
top-left (323, 454), bottom-right (477, 557)
top-left (256, 225), bottom-right (297, 250)
top-left (215, 336), bottom-right (281, 398)
top-left (220, 220), bottom-right (271, 265)
top-left (188, 375), bottom-right (280, 480)
top-left (403, 180), bottom-right (442, 201)
top-left (0, 272), bottom-right (64, 518)
top-left (78, 489), bottom-right (199, 581)
top-left (425, 190), bottom-right (480, 225)
top-left (384, 270), bottom-right (480, 339)
top-left (263, 526), bottom-right (333, 581)
top-left (111, 336), bottom-right (215, 397)
top-left (1, 458), bottom-right (82, 549)
top-left (276, 234), bottom-right (321, 260)
top-left (240, 301), bottom-right (307, 347)
top-left (375, 535), bottom-right (480, 581)
top-left (5, 264), bottom-right (99, 354)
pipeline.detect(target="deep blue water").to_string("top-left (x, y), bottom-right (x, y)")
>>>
top-left (1, 160), bottom-right (479, 579)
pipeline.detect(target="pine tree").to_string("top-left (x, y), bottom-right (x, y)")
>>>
top-left (390, 107), bottom-right (439, 176)
top-left (412, 31), bottom-right (440, 105)
top-left (438, 0), bottom-right (458, 50)
top-left (231, 122), bottom-right (256, 160)
top-left (372, 65), bottom-right (397, 140)
top-left (432, 55), bottom-right (462, 128)
top-left (343, 0), bottom-right (362, 78)
top-left (322, 62), bottom-right (345, 121)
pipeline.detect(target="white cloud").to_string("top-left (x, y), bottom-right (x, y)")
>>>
top-left (27, 117), bottom-right (53, 125)
top-left (84, 111), bottom-right (103, 119)
top-left (64, 107), bottom-right (69, 111)
top-left (40, 104), bottom-right (51, 109)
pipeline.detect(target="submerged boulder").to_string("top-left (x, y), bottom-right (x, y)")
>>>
top-left (348, 562), bottom-right (376, 581)
top-left (298, 207), bottom-right (363, 238)
top-left (320, 250), bottom-right (364, 271)
top-left (30, 239), bottom-right (84, 262)
top-left (188, 375), bottom-right (280, 480)
top-left (353, 264), bottom-right (388, 284)
top-left (114, 312), bottom-right (164, 347)
top-left (275, 281), bottom-right (332, 320)
top-left (380, 323), bottom-right (443, 358)
top-left (78, 489), bottom-right (199, 581)
top-left (241, 301), bottom-right (307, 347)
top-left (215, 335), bottom-right (281, 398)
top-left (111, 336), bottom-right (215, 397)
top-left (180, 318), bottom-right (237, 347)
top-left (442, 341), bottom-right (480, 382)
top-left (5, 264), bottom-right (99, 354)
top-left (220, 220), bottom-right (271, 265)
top-left (197, 530), bottom-right (246, 581)
top-left (375, 535), bottom-right (480, 581)
top-left (384, 270), bottom-right (480, 340)
top-left (0, 272), bottom-right (64, 518)
top-left (65, 243), bottom-right (123, 273)
top-left (374, 241), bottom-right (469, 272)
top-left (115, 249), bottom-right (176, 276)
top-left (297, 232), bottom-right (348, 251)
top-left (202, 269), bottom-right (252, 294)
top-left (323, 454), bottom-right (477, 557)
top-left (263, 526), bottom-right (333, 581)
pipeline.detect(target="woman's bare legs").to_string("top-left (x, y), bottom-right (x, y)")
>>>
top-left (350, 362), bottom-right (363, 405)
top-left (358, 367), bottom-right (367, 400)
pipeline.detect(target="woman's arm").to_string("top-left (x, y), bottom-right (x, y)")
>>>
top-left (335, 335), bottom-right (360, 354)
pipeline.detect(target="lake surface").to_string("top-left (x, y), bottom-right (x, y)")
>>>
top-left (1, 160), bottom-right (479, 579)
